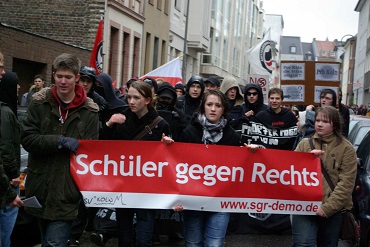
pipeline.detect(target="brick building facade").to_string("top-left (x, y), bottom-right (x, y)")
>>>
top-left (0, 0), bottom-right (105, 102)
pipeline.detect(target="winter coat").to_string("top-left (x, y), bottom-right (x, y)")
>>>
top-left (157, 82), bottom-right (187, 141)
top-left (21, 86), bottom-right (99, 220)
top-left (295, 133), bottom-right (357, 217)
top-left (243, 83), bottom-right (268, 119)
top-left (175, 76), bottom-right (205, 123)
top-left (339, 103), bottom-right (350, 137)
top-left (0, 71), bottom-right (21, 207)
top-left (180, 116), bottom-right (240, 146)
top-left (113, 107), bottom-right (170, 141)
top-left (220, 76), bottom-right (244, 121)
top-left (0, 103), bottom-right (19, 207)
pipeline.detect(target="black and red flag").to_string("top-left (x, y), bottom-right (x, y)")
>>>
top-left (89, 18), bottom-right (103, 75)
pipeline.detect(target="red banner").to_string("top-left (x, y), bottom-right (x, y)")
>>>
top-left (70, 141), bottom-right (323, 215)
top-left (89, 19), bottom-right (103, 75)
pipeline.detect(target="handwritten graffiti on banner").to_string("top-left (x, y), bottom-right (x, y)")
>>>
top-left (70, 141), bottom-right (322, 215)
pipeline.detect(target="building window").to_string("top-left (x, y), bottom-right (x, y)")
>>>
top-left (175, 0), bottom-right (181, 10)
top-left (321, 50), bottom-right (327, 56)
top-left (330, 51), bottom-right (335, 57)
top-left (164, 0), bottom-right (169, 15)
top-left (290, 46), bottom-right (297, 54)
top-left (157, 0), bottom-right (162, 10)
top-left (153, 37), bottom-right (159, 69)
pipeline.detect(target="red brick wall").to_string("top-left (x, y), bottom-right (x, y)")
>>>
top-left (0, 0), bottom-right (105, 50)
top-left (0, 25), bottom-right (91, 99)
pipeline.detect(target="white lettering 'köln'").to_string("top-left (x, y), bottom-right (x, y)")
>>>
top-left (76, 154), bottom-right (168, 177)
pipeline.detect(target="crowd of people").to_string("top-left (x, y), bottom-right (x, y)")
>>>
top-left (0, 51), bottom-right (360, 247)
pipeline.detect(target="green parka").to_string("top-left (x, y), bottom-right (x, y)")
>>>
top-left (21, 86), bottom-right (99, 220)
top-left (295, 133), bottom-right (357, 217)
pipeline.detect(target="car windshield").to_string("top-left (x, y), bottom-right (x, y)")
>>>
top-left (354, 127), bottom-right (370, 146)
top-left (348, 120), bottom-right (359, 136)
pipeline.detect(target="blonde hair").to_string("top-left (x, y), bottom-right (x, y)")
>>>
top-left (0, 52), bottom-right (4, 64)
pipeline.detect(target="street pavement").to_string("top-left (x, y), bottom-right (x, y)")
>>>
top-left (77, 232), bottom-right (355, 247)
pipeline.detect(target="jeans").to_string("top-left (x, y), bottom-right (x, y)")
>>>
top-left (37, 218), bottom-right (72, 247)
top-left (0, 185), bottom-right (19, 247)
top-left (183, 210), bottom-right (230, 247)
top-left (292, 212), bottom-right (342, 247)
top-left (116, 208), bottom-right (155, 247)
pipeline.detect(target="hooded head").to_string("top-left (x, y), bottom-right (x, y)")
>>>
top-left (156, 82), bottom-right (177, 110)
top-left (220, 75), bottom-right (244, 103)
top-left (186, 76), bottom-right (205, 99)
top-left (79, 66), bottom-right (96, 95)
top-left (0, 71), bottom-right (19, 115)
top-left (174, 83), bottom-right (185, 96)
top-left (204, 76), bottom-right (221, 91)
top-left (244, 83), bottom-right (264, 105)
top-left (95, 73), bottom-right (126, 109)
top-left (79, 66), bottom-right (96, 84)
top-left (143, 77), bottom-right (158, 94)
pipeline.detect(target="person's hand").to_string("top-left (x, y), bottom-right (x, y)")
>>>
top-left (310, 149), bottom-right (324, 158)
top-left (106, 113), bottom-right (126, 127)
top-left (161, 133), bottom-right (174, 145)
top-left (173, 204), bottom-right (184, 212)
top-left (316, 207), bottom-right (327, 218)
top-left (244, 143), bottom-right (259, 153)
top-left (10, 177), bottom-right (21, 186)
top-left (245, 110), bottom-right (254, 118)
top-left (9, 195), bottom-right (23, 208)
top-left (58, 136), bottom-right (79, 154)
top-left (306, 105), bottom-right (315, 111)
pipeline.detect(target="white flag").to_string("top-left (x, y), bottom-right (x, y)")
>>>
top-left (247, 29), bottom-right (274, 75)
top-left (140, 57), bottom-right (183, 86)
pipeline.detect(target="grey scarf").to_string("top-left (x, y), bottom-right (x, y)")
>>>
top-left (198, 114), bottom-right (227, 144)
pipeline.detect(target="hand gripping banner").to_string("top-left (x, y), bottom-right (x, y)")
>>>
top-left (70, 140), bottom-right (323, 215)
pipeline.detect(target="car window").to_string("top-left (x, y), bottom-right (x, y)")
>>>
top-left (348, 122), bottom-right (360, 143)
top-left (349, 120), bottom-right (359, 136)
top-left (354, 127), bottom-right (370, 146)
top-left (357, 132), bottom-right (370, 170)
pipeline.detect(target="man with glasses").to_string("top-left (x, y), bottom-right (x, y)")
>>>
top-left (243, 83), bottom-right (268, 120)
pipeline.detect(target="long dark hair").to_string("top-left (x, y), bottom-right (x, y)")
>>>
top-left (315, 106), bottom-right (343, 143)
top-left (199, 90), bottom-right (229, 119)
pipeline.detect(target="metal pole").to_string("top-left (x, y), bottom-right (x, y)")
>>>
top-left (182, 0), bottom-right (190, 83)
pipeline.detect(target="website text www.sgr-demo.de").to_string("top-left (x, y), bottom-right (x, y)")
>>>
top-left (220, 200), bottom-right (319, 213)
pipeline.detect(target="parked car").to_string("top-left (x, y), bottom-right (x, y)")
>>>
top-left (352, 130), bottom-right (370, 247)
top-left (348, 115), bottom-right (370, 151)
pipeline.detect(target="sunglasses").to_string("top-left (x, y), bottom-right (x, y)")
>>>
top-left (247, 92), bottom-right (258, 96)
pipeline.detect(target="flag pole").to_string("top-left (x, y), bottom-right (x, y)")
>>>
top-left (182, 0), bottom-right (190, 83)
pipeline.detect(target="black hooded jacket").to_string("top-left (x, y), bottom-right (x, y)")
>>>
top-left (0, 72), bottom-right (20, 205)
top-left (243, 83), bottom-right (268, 117)
top-left (156, 82), bottom-right (187, 141)
top-left (175, 76), bottom-right (205, 123)
top-left (113, 107), bottom-right (170, 141)
top-left (180, 115), bottom-right (240, 146)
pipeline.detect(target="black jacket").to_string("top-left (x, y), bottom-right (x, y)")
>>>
top-left (113, 107), bottom-right (170, 141)
top-left (243, 83), bottom-right (268, 119)
top-left (339, 103), bottom-right (350, 137)
top-left (180, 116), bottom-right (240, 146)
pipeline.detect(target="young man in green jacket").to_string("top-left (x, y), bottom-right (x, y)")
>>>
top-left (21, 53), bottom-right (99, 247)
